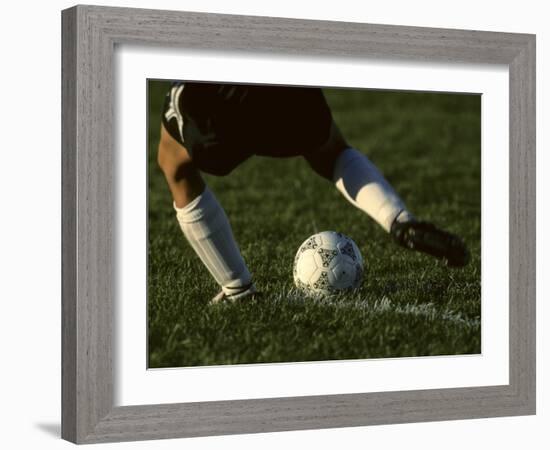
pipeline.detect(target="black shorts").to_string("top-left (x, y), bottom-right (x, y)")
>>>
top-left (161, 82), bottom-right (333, 176)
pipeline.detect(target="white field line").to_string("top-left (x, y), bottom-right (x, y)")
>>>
top-left (344, 297), bottom-right (481, 328)
top-left (283, 294), bottom-right (480, 329)
top-left (368, 296), bottom-right (480, 329)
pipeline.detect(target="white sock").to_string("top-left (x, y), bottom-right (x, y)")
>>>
top-left (174, 188), bottom-right (253, 295)
top-left (333, 148), bottom-right (414, 232)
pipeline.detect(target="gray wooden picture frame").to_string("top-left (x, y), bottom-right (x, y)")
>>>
top-left (61, 4), bottom-right (536, 444)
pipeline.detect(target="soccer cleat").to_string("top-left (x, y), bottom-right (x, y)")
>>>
top-left (390, 220), bottom-right (469, 268)
top-left (210, 283), bottom-right (258, 305)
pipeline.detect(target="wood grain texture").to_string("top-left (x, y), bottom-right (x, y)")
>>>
top-left (508, 36), bottom-right (536, 410)
top-left (61, 4), bottom-right (536, 444)
top-left (61, 6), bottom-right (77, 443)
top-left (62, 5), bottom-right (115, 443)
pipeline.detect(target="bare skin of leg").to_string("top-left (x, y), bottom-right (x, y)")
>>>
top-left (303, 120), bottom-right (349, 180)
top-left (157, 124), bottom-right (205, 208)
top-left (158, 118), bottom-right (344, 207)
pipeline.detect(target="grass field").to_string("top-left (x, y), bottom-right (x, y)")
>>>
top-left (147, 81), bottom-right (481, 368)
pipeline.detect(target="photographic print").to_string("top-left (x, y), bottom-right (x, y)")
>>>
top-left (147, 80), bottom-right (481, 368)
top-left (62, 6), bottom-right (535, 442)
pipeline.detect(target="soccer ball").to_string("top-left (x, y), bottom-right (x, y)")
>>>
top-left (293, 231), bottom-right (364, 296)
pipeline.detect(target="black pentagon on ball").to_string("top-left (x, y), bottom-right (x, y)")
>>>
top-left (317, 247), bottom-right (339, 267)
top-left (340, 240), bottom-right (357, 261)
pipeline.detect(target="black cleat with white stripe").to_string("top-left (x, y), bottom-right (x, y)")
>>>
top-left (390, 220), bottom-right (469, 268)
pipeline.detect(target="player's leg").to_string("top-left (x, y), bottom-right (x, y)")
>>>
top-left (304, 121), bottom-right (469, 267)
top-left (157, 123), bottom-right (256, 302)
top-left (157, 123), bottom-right (206, 208)
top-left (305, 122), bottom-right (414, 232)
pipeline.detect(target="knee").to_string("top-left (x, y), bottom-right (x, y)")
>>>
top-left (157, 131), bottom-right (195, 182)
top-left (304, 121), bottom-right (348, 180)
top-left (305, 150), bottom-right (342, 180)
top-left (158, 150), bottom-right (195, 183)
